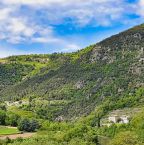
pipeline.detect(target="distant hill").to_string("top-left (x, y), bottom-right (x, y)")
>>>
top-left (0, 24), bottom-right (143, 121)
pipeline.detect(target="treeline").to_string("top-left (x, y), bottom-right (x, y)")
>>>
top-left (0, 108), bottom-right (144, 145)
top-left (0, 109), bottom-right (39, 132)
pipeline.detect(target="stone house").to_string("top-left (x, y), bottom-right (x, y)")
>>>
top-left (108, 115), bottom-right (119, 123)
top-left (108, 115), bottom-right (129, 124)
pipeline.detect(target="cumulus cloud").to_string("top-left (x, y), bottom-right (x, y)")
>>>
top-left (0, 0), bottom-right (139, 43)
top-left (137, 0), bottom-right (144, 17)
top-left (0, 8), bottom-right (57, 44)
top-left (61, 44), bottom-right (80, 52)
top-left (0, 46), bottom-right (28, 58)
top-left (1, 0), bottom-right (120, 6)
top-left (0, 0), bottom-right (142, 57)
top-left (0, 0), bottom-right (137, 42)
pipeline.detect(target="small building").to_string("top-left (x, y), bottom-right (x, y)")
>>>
top-left (108, 115), bottom-right (129, 124)
top-left (108, 115), bottom-right (119, 123)
top-left (120, 116), bottom-right (129, 124)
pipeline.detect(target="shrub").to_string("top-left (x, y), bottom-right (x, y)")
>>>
top-left (18, 118), bottom-right (39, 132)
top-left (0, 110), bottom-right (6, 125)
top-left (6, 113), bottom-right (20, 126)
top-left (109, 131), bottom-right (142, 145)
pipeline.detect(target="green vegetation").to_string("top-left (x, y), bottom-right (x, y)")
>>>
top-left (0, 126), bottom-right (19, 135)
top-left (18, 118), bottom-right (39, 132)
top-left (0, 24), bottom-right (143, 144)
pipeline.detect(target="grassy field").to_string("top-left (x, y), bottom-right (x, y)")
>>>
top-left (0, 126), bottom-right (20, 135)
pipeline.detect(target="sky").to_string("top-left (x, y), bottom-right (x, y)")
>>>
top-left (0, 0), bottom-right (144, 58)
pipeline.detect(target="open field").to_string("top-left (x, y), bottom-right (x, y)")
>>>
top-left (0, 126), bottom-right (20, 136)
top-left (0, 126), bottom-right (36, 140)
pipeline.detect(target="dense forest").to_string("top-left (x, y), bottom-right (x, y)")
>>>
top-left (0, 24), bottom-right (144, 145)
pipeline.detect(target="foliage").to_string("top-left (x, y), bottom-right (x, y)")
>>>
top-left (0, 110), bottom-right (6, 125)
top-left (0, 24), bottom-right (144, 144)
top-left (109, 131), bottom-right (142, 145)
top-left (5, 112), bottom-right (20, 127)
top-left (18, 118), bottom-right (40, 132)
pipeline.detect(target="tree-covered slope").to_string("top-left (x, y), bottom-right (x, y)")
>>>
top-left (0, 24), bottom-right (143, 121)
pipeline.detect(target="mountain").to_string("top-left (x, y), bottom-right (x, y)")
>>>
top-left (0, 24), bottom-right (143, 121)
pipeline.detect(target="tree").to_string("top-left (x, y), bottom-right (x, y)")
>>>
top-left (6, 113), bottom-right (20, 126)
top-left (0, 103), bottom-right (6, 111)
top-left (30, 120), bottom-right (40, 132)
top-left (0, 110), bottom-right (6, 125)
top-left (91, 114), bottom-right (101, 128)
top-left (18, 118), bottom-right (39, 132)
top-left (18, 118), bottom-right (30, 132)
top-left (92, 135), bottom-right (100, 145)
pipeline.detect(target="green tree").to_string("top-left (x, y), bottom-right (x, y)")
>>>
top-left (0, 110), bottom-right (6, 125)
top-left (6, 113), bottom-right (20, 126)
top-left (18, 118), bottom-right (39, 132)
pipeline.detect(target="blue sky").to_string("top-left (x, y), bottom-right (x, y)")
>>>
top-left (0, 0), bottom-right (143, 57)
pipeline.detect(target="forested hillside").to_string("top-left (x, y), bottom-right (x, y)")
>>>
top-left (0, 23), bottom-right (144, 145)
top-left (0, 24), bottom-right (144, 121)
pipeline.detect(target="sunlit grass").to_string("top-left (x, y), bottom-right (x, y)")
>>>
top-left (0, 126), bottom-right (20, 135)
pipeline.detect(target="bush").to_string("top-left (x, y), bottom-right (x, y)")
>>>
top-left (109, 131), bottom-right (142, 145)
top-left (0, 110), bottom-right (6, 125)
top-left (6, 113), bottom-right (20, 126)
top-left (18, 118), bottom-right (39, 132)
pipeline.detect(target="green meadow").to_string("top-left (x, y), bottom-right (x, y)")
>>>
top-left (0, 126), bottom-right (20, 135)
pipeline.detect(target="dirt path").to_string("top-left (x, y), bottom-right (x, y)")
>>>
top-left (0, 133), bottom-right (36, 140)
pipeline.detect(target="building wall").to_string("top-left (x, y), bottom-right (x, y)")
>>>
top-left (109, 116), bottom-right (129, 124)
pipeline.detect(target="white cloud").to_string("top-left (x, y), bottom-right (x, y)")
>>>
top-left (0, 8), bottom-right (12, 21)
top-left (0, 0), bottom-right (136, 44)
top-left (8, 19), bottom-right (34, 37)
top-left (0, 9), bottom-right (54, 44)
top-left (0, 46), bottom-right (28, 58)
top-left (137, 0), bottom-right (144, 17)
top-left (32, 37), bottom-right (62, 43)
top-left (0, 0), bottom-right (135, 28)
top-left (1, 0), bottom-right (115, 6)
top-left (0, 7), bottom-right (34, 43)
top-left (61, 44), bottom-right (80, 52)
top-left (0, 0), bottom-right (142, 56)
